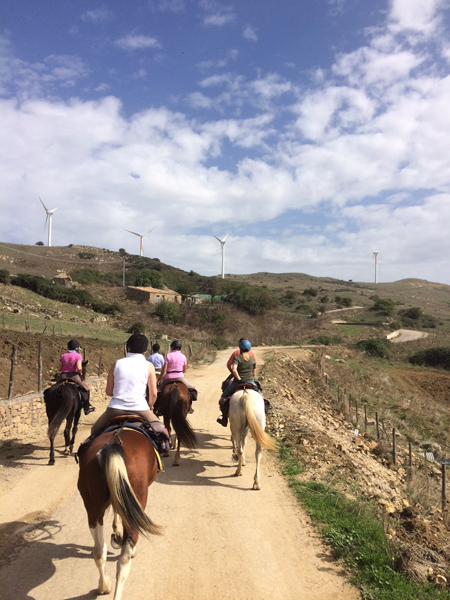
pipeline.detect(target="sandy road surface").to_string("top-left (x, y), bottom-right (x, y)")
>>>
top-left (389, 329), bottom-right (429, 343)
top-left (0, 349), bottom-right (360, 600)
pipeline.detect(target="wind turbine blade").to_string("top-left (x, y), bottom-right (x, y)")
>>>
top-left (213, 235), bottom-right (222, 242)
top-left (124, 229), bottom-right (140, 237)
top-left (223, 233), bottom-right (229, 242)
top-left (39, 197), bottom-right (49, 213)
top-left (50, 207), bottom-right (58, 213)
top-left (143, 226), bottom-right (157, 237)
top-left (43, 213), bottom-right (49, 232)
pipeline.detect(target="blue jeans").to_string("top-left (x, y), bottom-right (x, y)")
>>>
top-left (222, 379), bottom-right (257, 400)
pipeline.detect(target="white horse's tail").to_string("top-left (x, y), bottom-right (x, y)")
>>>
top-left (242, 392), bottom-right (278, 451)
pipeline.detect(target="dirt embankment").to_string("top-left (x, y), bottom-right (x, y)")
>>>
top-left (262, 348), bottom-right (450, 588)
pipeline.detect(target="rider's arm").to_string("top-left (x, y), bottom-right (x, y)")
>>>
top-left (105, 365), bottom-right (115, 396)
top-left (147, 364), bottom-right (157, 408)
top-left (231, 363), bottom-right (241, 381)
top-left (226, 352), bottom-right (235, 373)
top-left (159, 362), bottom-right (168, 381)
top-left (76, 359), bottom-right (83, 376)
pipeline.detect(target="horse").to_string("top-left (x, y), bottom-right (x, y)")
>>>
top-left (159, 381), bottom-right (197, 466)
top-left (229, 388), bottom-right (278, 490)
top-left (44, 380), bottom-right (82, 465)
top-left (43, 360), bottom-right (88, 465)
top-left (77, 425), bottom-right (161, 600)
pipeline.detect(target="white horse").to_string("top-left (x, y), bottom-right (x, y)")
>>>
top-left (229, 388), bottom-right (277, 490)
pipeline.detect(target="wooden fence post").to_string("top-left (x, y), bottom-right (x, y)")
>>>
top-left (364, 405), bottom-right (368, 433)
top-left (442, 464), bottom-right (447, 514)
top-left (355, 401), bottom-right (359, 428)
top-left (38, 341), bottom-right (43, 393)
top-left (376, 412), bottom-right (380, 441)
top-left (409, 443), bottom-right (412, 468)
top-left (98, 353), bottom-right (102, 377)
top-left (8, 345), bottom-right (18, 400)
top-left (392, 428), bottom-right (397, 465)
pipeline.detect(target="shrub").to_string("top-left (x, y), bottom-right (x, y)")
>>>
top-left (35, 241), bottom-right (44, 246)
top-left (409, 348), bottom-right (450, 370)
top-left (227, 283), bottom-right (278, 315)
top-left (401, 307), bottom-right (422, 321)
top-left (78, 252), bottom-right (95, 260)
top-left (340, 297), bottom-right (353, 307)
top-left (422, 315), bottom-right (438, 328)
top-left (372, 298), bottom-right (396, 315)
top-left (0, 269), bottom-right (10, 284)
top-left (154, 301), bottom-right (182, 324)
top-left (356, 338), bottom-right (390, 358)
top-left (303, 287), bottom-right (318, 297)
top-left (211, 337), bottom-right (229, 350)
top-left (127, 321), bottom-right (146, 334)
top-left (211, 311), bottom-right (226, 329)
top-left (134, 269), bottom-right (163, 288)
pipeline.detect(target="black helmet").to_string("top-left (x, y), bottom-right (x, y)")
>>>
top-left (170, 340), bottom-right (182, 350)
top-left (127, 333), bottom-right (149, 354)
top-left (68, 339), bottom-right (81, 351)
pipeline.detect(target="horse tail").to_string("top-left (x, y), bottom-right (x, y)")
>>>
top-left (47, 385), bottom-right (76, 441)
top-left (101, 444), bottom-right (162, 537)
top-left (170, 386), bottom-right (197, 450)
top-left (243, 391), bottom-right (278, 451)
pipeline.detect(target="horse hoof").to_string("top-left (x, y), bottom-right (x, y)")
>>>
top-left (98, 578), bottom-right (111, 595)
top-left (253, 483), bottom-right (261, 490)
top-left (48, 459), bottom-right (55, 466)
top-left (111, 534), bottom-right (122, 549)
top-left (232, 453), bottom-right (238, 462)
top-left (162, 452), bottom-right (170, 458)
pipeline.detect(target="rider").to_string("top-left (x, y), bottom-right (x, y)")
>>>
top-left (147, 343), bottom-right (165, 374)
top-left (90, 333), bottom-right (169, 444)
top-left (217, 339), bottom-right (258, 427)
top-left (221, 337), bottom-right (257, 392)
top-left (158, 340), bottom-right (198, 409)
top-left (59, 339), bottom-right (95, 415)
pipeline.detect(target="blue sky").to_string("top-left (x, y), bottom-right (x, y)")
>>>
top-left (1, 0), bottom-right (450, 284)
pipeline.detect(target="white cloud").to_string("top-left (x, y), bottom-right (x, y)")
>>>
top-left (81, 9), bottom-right (113, 23)
top-left (115, 35), bottom-right (161, 51)
top-left (243, 25), bottom-right (258, 42)
top-left (152, 0), bottom-right (185, 13)
top-left (388, 0), bottom-right (446, 35)
top-left (200, 0), bottom-right (235, 26)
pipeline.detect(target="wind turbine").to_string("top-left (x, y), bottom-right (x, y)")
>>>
top-left (213, 233), bottom-right (229, 279)
top-left (39, 197), bottom-right (57, 247)
top-left (124, 227), bottom-right (157, 257)
top-left (372, 248), bottom-right (379, 284)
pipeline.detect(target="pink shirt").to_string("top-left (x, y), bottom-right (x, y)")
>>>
top-left (164, 350), bottom-right (187, 379)
top-left (60, 351), bottom-right (82, 373)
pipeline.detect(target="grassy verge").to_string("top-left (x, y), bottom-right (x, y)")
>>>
top-left (278, 444), bottom-right (447, 600)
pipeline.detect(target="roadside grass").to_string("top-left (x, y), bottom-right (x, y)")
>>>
top-left (277, 444), bottom-right (448, 600)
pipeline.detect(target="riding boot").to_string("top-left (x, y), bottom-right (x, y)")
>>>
top-left (153, 397), bottom-right (161, 416)
top-left (216, 398), bottom-right (229, 427)
top-left (81, 390), bottom-right (95, 415)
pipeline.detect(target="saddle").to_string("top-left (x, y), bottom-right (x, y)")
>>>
top-left (76, 414), bottom-right (170, 464)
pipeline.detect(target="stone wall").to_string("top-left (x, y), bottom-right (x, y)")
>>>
top-left (0, 376), bottom-right (108, 443)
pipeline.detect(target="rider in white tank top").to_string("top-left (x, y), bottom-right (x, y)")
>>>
top-left (108, 353), bottom-right (150, 412)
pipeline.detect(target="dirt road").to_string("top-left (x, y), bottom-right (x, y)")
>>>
top-left (0, 349), bottom-right (360, 600)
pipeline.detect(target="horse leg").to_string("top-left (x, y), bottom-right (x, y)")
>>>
top-left (113, 533), bottom-right (137, 600)
top-left (253, 443), bottom-right (262, 490)
top-left (48, 437), bottom-right (55, 466)
top-left (63, 414), bottom-right (73, 455)
top-left (241, 426), bottom-right (249, 467)
top-left (69, 409), bottom-right (81, 454)
top-left (111, 512), bottom-right (123, 549)
top-left (173, 437), bottom-right (181, 466)
top-left (90, 522), bottom-right (112, 595)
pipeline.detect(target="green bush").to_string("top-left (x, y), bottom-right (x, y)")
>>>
top-left (372, 298), bottom-right (396, 315)
top-left (0, 269), bottom-right (10, 284)
top-left (211, 337), bottom-right (229, 350)
top-left (211, 311), bottom-right (226, 329)
top-left (134, 269), bottom-right (163, 288)
top-left (409, 348), bottom-right (450, 370)
top-left (127, 321), bottom-right (146, 334)
top-left (356, 338), bottom-right (390, 358)
top-left (78, 252), bottom-right (95, 260)
top-left (340, 297), bottom-right (353, 307)
top-left (400, 307), bottom-right (422, 321)
top-left (303, 287), bottom-right (318, 297)
top-left (227, 283), bottom-right (278, 315)
top-left (154, 301), bottom-right (182, 324)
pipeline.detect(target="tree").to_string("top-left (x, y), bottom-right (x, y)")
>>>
top-left (35, 241), bottom-right (44, 246)
top-left (135, 269), bottom-right (163, 288)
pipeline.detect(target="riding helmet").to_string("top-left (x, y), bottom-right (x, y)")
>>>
top-left (239, 339), bottom-right (251, 352)
top-left (68, 339), bottom-right (81, 351)
top-left (170, 340), bottom-right (182, 350)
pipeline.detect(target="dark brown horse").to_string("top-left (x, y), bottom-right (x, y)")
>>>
top-left (159, 381), bottom-right (197, 466)
top-left (77, 427), bottom-right (161, 600)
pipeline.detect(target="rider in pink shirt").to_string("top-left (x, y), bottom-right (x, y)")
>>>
top-left (158, 340), bottom-right (198, 409)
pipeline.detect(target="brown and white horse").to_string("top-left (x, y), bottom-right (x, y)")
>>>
top-left (229, 388), bottom-right (277, 490)
top-left (159, 381), bottom-right (197, 466)
top-left (77, 427), bottom-right (161, 600)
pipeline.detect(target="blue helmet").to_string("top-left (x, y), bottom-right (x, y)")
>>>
top-left (239, 339), bottom-right (251, 352)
